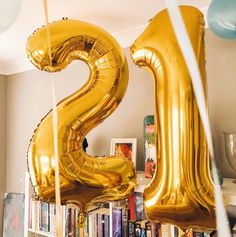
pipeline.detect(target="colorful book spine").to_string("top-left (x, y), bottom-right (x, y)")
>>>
top-left (49, 203), bottom-right (55, 235)
top-left (97, 213), bottom-right (104, 237)
top-left (135, 222), bottom-right (142, 237)
top-left (65, 207), bottom-right (71, 237)
top-left (144, 115), bottom-right (156, 178)
top-left (134, 192), bottom-right (145, 221)
top-left (194, 232), bottom-right (203, 237)
top-left (151, 222), bottom-right (158, 237)
top-left (145, 222), bottom-right (151, 237)
top-left (122, 208), bottom-right (130, 237)
top-left (129, 194), bottom-right (136, 221)
top-left (128, 221), bottom-right (135, 237)
top-left (75, 209), bottom-right (80, 237)
top-left (104, 214), bottom-right (110, 237)
top-left (112, 207), bottom-right (122, 237)
top-left (70, 208), bottom-right (76, 237)
top-left (88, 212), bottom-right (94, 237)
top-left (161, 224), bottom-right (171, 237)
top-left (39, 202), bottom-right (49, 232)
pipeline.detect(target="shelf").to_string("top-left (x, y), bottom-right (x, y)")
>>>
top-left (28, 228), bottom-right (55, 237)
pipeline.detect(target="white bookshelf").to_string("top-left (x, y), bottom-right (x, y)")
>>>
top-left (26, 172), bottom-right (236, 237)
top-left (28, 228), bottom-right (55, 237)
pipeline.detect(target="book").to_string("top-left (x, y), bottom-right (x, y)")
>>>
top-left (97, 212), bottom-right (105, 237)
top-left (134, 192), bottom-right (145, 221)
top-left (129, 194), bottom-right (136, 221)
top-left (39, 201), bottom-right (49, 232)
top-left (135, 222), bottom-right (142, 237)
top-left (65, 207), bottom-right (71, 237)
top-left (75, 209), bottom-right (80, 237)
top-left (28, 198), bottom-right (32, 229)
top-left (49, 203), bottom-right (56, 235)
top-left (112, 207), bottom-right (122, 237)
top-left (104, 214), bottom-right (110, 237)
top-left (194, 232), bottom-right (203, 237)
top-left (145, 222), bottom-right (151, 237)
top-left (144, 115), bottom-right (156, 178)
top-left (70, 208), bottom-right (76, 237)
top-left (151, 222), bottom-right (158, 237)
top-left (122, 207), bottom-right (130, 237)
top-left (128, 221), bottom-right (135, 237)
top-left (161, 224), bottom-right (171, 237)
top-left (140, 228), bottom-right (146, 237)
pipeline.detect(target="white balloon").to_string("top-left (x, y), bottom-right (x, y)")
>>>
top-left (0, 0), bottom-right (22, 33)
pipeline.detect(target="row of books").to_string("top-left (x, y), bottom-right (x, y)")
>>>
top-left (28, 199), bottom-right (80, 236)
top-left (28, 193), bottom-right (218, 237)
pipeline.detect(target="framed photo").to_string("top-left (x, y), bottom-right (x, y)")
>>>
top-left (110, 138), bottom-right (137, 168)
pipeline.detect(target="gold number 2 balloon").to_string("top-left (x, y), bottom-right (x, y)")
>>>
top-left (131, 6), bottom-right (216, 230)
top-left (26, 19), bottom-right (136, 222)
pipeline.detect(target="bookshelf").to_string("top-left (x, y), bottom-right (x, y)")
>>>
top-left (28, 228), bottom-right (55, 237)
top-left (26, 172), bottom-right (236, 237)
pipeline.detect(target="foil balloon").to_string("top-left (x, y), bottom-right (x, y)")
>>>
top-left (207, 0), bottom-right (236, 39)
top-left (131, 6), bottom-right (216, 230)
top-left (0, 0), bottom-right (22, 33)
top-left (26, 18), bottom-right (136, 224)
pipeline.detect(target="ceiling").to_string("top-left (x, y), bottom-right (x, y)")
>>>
top-left (0, 0), bottom-right (211, 75)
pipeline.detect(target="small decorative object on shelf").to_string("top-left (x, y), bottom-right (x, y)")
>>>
top-left (223, 132), bottom-right (236, 184)
top-left (144, 115), bottom-right (156, 178)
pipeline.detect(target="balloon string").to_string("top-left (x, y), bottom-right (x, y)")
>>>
top-left (43, 1), bottom-right (62, 237)
top-left (164, 1), bottom-right (230, 236)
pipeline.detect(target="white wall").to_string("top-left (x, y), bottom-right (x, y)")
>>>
top-left (0, 75), bottom-right (6, 234)
top-left (206, 30), bottom-right (236, 177)
top-left (5, 30), bottom-right (236, 194)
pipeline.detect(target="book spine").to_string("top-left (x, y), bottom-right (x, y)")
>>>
top-left (112, 207), bottom-right (122, 237)
top-left (194, 232), bottom-right (203, 237)
top-left (71, 208), bottom-right (75, 237)
top-left (134, 222), bottom-right (141, 237)
top-left (28, 198), bottom-right (32, 229)
top-left (39, 202), bottom-right (49, 232)
top-left (129, 194), bottom-right (136, 221)
top-left (122, 208), bottom-right (130, 237)
top-left (104, 214), bottom-right (110, 237)
top-left (97, 213), bottom-right (104, 237)
top-left (65, 207), bottom-right (71, 237)
top-left (75, 209), bottom-right (80, 237)
top-left (88, 212), bottom-right (94, 237)
top-left (49, 203), bottom-right (55, 234)
top-left (128, 221), bottom-right (135, 237)
top-left (134, 192), bottom-right (144, 221)
top-left (161, 224), bottom-right (171, 237)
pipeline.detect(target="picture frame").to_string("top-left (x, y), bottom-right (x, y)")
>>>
top-left (3, 192), bottom-right (25, 237)
top-left (110, 138), bottom-right (137, 168)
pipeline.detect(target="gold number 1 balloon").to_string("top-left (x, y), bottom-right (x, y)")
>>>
top-left (131, 6), bottom-right (216, 230)
top-left (26, 19), bottom-right (136, 223)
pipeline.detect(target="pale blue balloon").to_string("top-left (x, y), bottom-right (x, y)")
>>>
top-left (0, 0), bottom-right (22, 33)
top-left (207, 0), bottom-right (236, 39)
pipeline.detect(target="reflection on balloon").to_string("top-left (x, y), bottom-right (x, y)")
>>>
top-left (131, 6), bottom-right (216, 230)
top-left (26, 18), bottom-right (136, 225)
top-left (207, 0), bottom-right (236, 39)
top-left (0, 0), bottom-right (22, 33)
